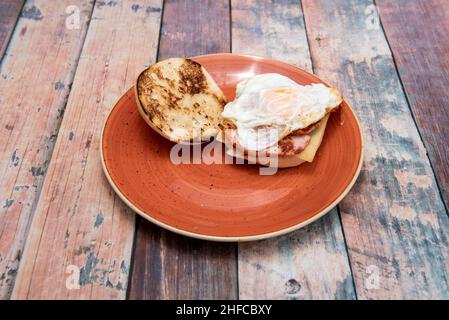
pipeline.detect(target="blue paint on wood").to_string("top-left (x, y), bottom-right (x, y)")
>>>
top-left (21, 6), bottom-right (43, 21)
top-left (131, 4), bottom-right (140, 12)
top-left (3, 199), bottom-right (14, 208)
top-left (94, 212), bottom-right (104, 228)
top-left (11, 149), bottom-right (19, 167)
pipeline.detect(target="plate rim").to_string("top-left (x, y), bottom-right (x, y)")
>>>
top-left (100, 53), bottom-right (364, 242)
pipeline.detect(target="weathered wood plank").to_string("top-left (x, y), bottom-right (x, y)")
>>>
top-left (0, 0), bottom-right (95, 299)
top-left (0, 0), bottom-right (24, 61)
top-left (11, 0), bottom-right (163, 299)
top-left (231, 0), bottom-right (311, 71)
top-left (129, 221), bottom-right (238, 299)
top-left (302, 0), bottom-right (449, 299)
top-left (232, 0), bottom-right (355, 300)
top-left (158, 0), bottom-right (231, 57)
top-left (128, 0), bottom-right (237, 300)
top-left (376, 0), bottom-right (449, 210)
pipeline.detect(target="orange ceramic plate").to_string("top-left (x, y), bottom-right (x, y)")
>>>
top-left (101, 54), bottom-right (363, 241)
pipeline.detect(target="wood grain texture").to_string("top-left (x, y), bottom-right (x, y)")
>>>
top-left (231, 0), bottom-right (311, 71)
top-left (376, 0), bottom-right (449, 210)
top-left (128, 0), bottom-right (237, 300)
top-left (11, 0), bottom-right (163, 299)
top-left (302, 0), bottom-right (449, 299)
top-left (0, 0), bottom-right (95, 299)
top-left (232, 0), bottom-right (355, 300)
top-left (157, 0), bottom-right (231, 58)
top-left (0, 0), bottom-right (24, 61)
top-left (129, 220), bottom-right (237, 299)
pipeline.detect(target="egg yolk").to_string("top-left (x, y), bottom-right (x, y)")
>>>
top-left (260, 88), bottom-right (299, 120)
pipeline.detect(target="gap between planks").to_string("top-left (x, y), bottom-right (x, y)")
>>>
top-left (375, 0), bottom-right (449, 215)
top-left (302, 0), bottom-right (449, 299)
top-left (127, 0), bottom-right (238, 300)
top-left (11, 0), bottom-right (163, 299)
top-left (0, 0), bottom-right (97, 299)
top-left (0, 0), bottom-right (25, 62)
top-left (231, 0), bottom-right (356, 300)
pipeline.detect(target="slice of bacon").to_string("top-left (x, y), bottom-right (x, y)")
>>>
top-left (266, 134), bottom-right (310, 156)
top-left (222, 129), bottom-right (310, 157)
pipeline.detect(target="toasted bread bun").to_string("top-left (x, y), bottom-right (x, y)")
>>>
top-left (135, 58), bottom-right (227, 144)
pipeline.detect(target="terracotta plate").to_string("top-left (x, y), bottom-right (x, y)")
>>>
top-left (101, 54), bottom-right (363, 241)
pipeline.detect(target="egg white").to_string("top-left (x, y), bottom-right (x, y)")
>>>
top-left (221, 73), bottom-right (342, 151)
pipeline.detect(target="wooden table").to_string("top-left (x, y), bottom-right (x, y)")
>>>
top-left (0, 0), bottom-right (448, 300)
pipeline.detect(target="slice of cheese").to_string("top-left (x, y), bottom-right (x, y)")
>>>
top-left (298, 114), bottom-right (330, 162)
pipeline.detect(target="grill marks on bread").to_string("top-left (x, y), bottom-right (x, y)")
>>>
top-left (178, 59), bottom-right (207, 95)
top-left (136, 58), bottom-right (226, 143)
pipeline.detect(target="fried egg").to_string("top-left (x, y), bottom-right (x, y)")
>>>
top-left (221, 73), bottom-right (342, 151)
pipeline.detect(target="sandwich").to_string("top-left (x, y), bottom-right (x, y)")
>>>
top-left (218, 73), bottom-right (342, 168)
top-left (135, 58), bottom-right (227, 144)
top-left (135, 58), bottom-right (342, 169)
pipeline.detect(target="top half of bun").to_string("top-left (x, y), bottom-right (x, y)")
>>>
top-left (135, 58), bottom-right (227, 144)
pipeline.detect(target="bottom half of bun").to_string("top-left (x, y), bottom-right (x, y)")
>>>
top-left (226, 148), bottom-right (306, 168)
